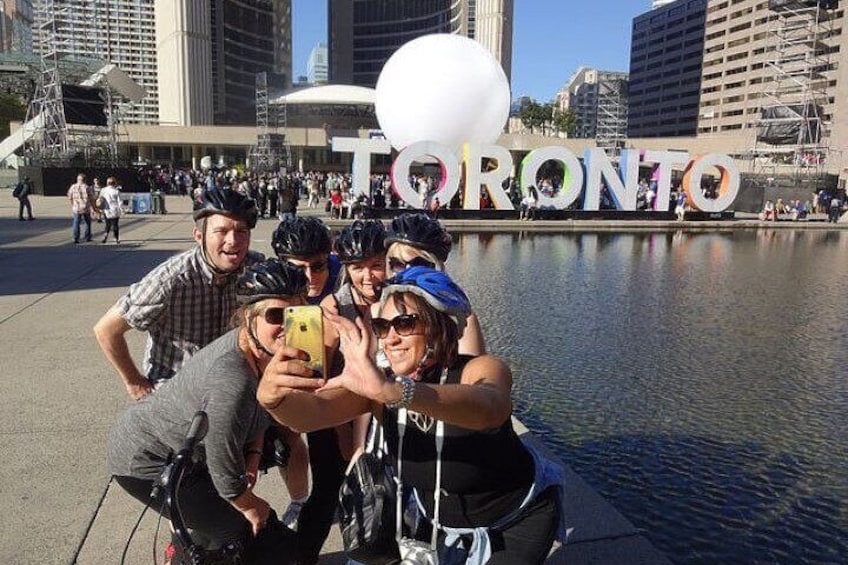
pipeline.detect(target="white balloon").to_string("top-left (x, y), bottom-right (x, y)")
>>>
top-left (375, 34), bottom-right (511, 152)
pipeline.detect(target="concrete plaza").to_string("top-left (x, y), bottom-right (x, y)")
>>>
top-left (1, 192), bottom-right (676, 564)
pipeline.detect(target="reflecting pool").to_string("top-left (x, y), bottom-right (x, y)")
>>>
top-left (446, 230), bottom-right (848, 563)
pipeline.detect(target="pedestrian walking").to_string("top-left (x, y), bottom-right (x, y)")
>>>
top-left (13, 176), bottom-right (35, 221)
top-left (98, 177), bottom-right (123, 244)
top-left (67, 173), bottom-right (97, 243)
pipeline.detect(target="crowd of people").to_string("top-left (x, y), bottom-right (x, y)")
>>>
top-left (95, 187), bottom-right (566, 565)
top-left (759, 189), bottom-right (845, 223)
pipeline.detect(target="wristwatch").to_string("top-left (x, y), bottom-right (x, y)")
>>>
top-left (386, 375), bottom-right (415, 410)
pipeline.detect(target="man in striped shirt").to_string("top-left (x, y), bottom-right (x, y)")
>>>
top-left (94, 188), bottom-right (261, 400)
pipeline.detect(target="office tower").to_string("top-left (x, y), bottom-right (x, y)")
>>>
top-left (32, 0), bottom-right (291, 126)
top-left (627, 0), bottom-right (707, 137)
top-left (1, 0), bottom-right (34, 53)
top-left (307, 42), bottom-right (328, 84)
top-left (209, 0), bottom-right (291, 124)
top-left (452, 0), bottom-right (513, 82)
top-left (698, 1), bottom-right (843, 136)
top-left (329, 0), bottom-right (512, 87)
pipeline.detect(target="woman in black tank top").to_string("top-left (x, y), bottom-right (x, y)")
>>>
top-left (260, 267), bottom-right (561, 564)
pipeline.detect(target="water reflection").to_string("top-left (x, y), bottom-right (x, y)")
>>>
top-left (446, 231), bottom-right (848, 563)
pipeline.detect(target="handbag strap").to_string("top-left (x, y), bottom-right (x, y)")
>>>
top-left (395, 368), bottom-right (447, 550)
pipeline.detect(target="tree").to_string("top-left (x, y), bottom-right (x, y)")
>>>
top-left (0, 93), bottom-right (27, 138)
top-left (552, 107), bottom-right (576, 137)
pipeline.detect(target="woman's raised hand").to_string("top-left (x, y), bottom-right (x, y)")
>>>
top-left (322, 312), bottom-right (386, 400)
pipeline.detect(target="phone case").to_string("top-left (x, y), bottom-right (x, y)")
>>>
top-left (284, 305), bottom-right (325, 378)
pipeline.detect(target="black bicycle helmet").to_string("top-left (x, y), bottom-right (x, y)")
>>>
top-left (385, 213), bottom-right (452, 262)
top-left (333, 220), bottom-right (386, 263)
top-left (237, 259), bottom-right (308, 304)
top-left (272, 216), bottom-right (332, 258)
top-left (193, 187), bottom-right (258, 229)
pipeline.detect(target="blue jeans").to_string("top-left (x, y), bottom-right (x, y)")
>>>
top-left (72, 212), bottom-right (92, 242)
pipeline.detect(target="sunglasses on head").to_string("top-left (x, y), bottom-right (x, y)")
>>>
top-left (288, 259), bottom-right (328, 273)
top-left (263, 307), bottom-right (285, 326)
top-left (371, 313), bottom-right (420, 338)
top-left (388, 256), bottom-right (435, 273)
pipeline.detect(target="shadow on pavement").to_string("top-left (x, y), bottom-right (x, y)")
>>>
top-left (0, 244), bottom-right (177, 295)
top-left (0, 216), bottom-right (150, 246)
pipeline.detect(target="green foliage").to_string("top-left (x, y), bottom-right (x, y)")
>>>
top-left (552, 107), bottom-right (576, 137)
top-left (0, 93), bottom-right (27, 138)
top-left (519, 99), bottom-right (574, 137)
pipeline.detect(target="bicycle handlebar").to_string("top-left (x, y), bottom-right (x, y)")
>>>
top-left (165, 410), bottom-right (209, 565)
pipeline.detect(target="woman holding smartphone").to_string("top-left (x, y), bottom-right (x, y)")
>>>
top-left (107, 259), bottom-right (307, 562)
top-left (258, 267), bottom-right (565, 564)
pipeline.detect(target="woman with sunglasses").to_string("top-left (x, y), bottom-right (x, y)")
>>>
top-left (258, 267), bottom-right (565, 564)
top-left (107, 259), bottom-right (307, 562)
top-left (384, 212), bottom-right (486, 356)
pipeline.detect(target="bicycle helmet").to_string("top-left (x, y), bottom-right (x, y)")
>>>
top-left (333, 220), bottom-right (386, 263)
top-left (385, 213), bottom-right (452, 262)
top-left (237, 259), bottom-right (309, 304)
top-left (193, 187), bottom-right (258, 228)
top-left (272, 216), bottom-right (332, 258)
top-left (380, 266), bottom-right (470, 334)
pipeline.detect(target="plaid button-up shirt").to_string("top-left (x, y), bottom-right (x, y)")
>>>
top-left (116, 246), bottom-right (263, 382)
top-left (68, 182), bottom-right (94, 214)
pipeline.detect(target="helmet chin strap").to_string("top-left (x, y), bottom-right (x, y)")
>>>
top-left (248, 317), bottom-right (275, 358)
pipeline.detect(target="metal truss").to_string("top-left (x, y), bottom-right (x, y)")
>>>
top-left (752, 0), bottom-right (836, 182)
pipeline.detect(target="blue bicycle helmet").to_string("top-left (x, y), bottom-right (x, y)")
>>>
top-left (193, 187), bottom-right (258, 228)
top-left (380, 266), bottom-right (470, 334)
top-left (237, 259), bottom-right (308, 304)
top-left (385, 213), bottom-right (452, 262)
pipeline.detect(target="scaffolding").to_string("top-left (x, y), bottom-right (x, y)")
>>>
top-left (250, 72), bottom-right (292, 173)
top-left (751, 0), bottom-right (837, 184)
top-left (25, 0), bottom-right (120, 167)
top-left (595, 73), bottom-right (629, 158)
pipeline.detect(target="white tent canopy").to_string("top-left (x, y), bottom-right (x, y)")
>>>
top-left (270, 84), bottom-right (376, 106)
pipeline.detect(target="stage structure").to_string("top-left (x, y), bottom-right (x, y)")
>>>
top-left (24, 0), bottom-right (143, 168)
top-left (750, 0), bottom-right (838, 189)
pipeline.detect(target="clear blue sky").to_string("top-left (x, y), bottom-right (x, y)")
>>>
top-left (291, 1), bottom-right (652, 102)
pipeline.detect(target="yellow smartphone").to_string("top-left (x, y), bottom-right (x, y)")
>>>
top-left (284, 305), bottom-right (325, 378)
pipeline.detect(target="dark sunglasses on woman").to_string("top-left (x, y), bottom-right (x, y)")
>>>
top-left (263, 307), bottom-right (285, 326)
top-left (371, 313), bottom-right (420, 338)
top-left (388, 256), bottom-right (435, 273)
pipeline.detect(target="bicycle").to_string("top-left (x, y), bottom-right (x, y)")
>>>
top-left (121, 411), bottom-right (297, 564)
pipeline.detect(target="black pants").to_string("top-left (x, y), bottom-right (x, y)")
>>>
top-left (297, 428), bottom-right (347, 564)
top-left (18, 197), bottom-right (33, 219)
top-left (487, 486), bottom-right (560, 564)
top-left (115, 471), bottom-right (250, 550)
top-left (268, 192), bottom-right (279, 217)
top-left (104, 217), bottom-right (120, 241)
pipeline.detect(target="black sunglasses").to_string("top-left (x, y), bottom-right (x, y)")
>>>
top-left (388, 256), bottom-right (435, 273)
top-left (263, 307), bottom-right (285, 326)
top-left (371, 314), bottom-right (420, 338)
top-left (287, 259), bottom-right (328, 273)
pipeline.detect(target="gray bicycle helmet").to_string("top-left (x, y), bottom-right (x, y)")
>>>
top-left (333, 220), bottom-right (386, 263)
top-left (237, 259), bottom-right (308, 304)
top-left (272, 216), bottom-right (332, 258)
top-left (385, 213), bottom-right (452, 262)
top-left (193, 187), bottom-right (258, 228)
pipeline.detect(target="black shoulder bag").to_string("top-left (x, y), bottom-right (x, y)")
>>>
top-left (338, 417), bottom-right (401, 565)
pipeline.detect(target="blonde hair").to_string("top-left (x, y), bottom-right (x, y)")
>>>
top-left (385, 242), bottom-right (445, 272)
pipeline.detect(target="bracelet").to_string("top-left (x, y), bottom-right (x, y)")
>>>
top-left (245, 448), bottom-right (263, 457)
top-left (386, 375), bottom-right (415, 410)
